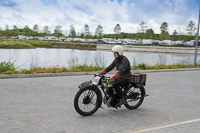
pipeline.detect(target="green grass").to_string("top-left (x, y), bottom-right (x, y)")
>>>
top-left (0, 40), bottom-right (34, 49)
top-left (0, 61), bottom-right (200, 75)
top-left (131, 62), bottom-right (195, 70)
top-left (20, 40), bottom-right (55, 48)
top-left (0, 39), bottom-right (96, 49)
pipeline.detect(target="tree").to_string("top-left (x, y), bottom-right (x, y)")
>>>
top-left (54, 25), bottom-right (62, 38)
top-left (114, 24), bottom-right (121, 34)
top-left (136, 33), bottom-right (144, 40)
top-left (5, 25), bottom-right (10, 37)
top-left (95, 25), bottom-right (103, 39)
top-left (0, 26), bottom-right (3, 36)
top-left (173, 30), bottom-right (178, 35)
top-left (32, 24), bottom-right (39, 36)
top-left (23, 25), bottom-right (32, 36)
top-left (186, 20), bottom-right (197, 36)
top-left (43, 26), bottom-right (50, 35)
top-left (183, 35), bottom-right (189, 42)
top-left (11, 25), bottom-right (19, 37)
top-left (160, 31), bottom-right (169, 40)
top-left (170, 30), bottom-right (178, 41)
top-left (5, 25), bottom-right (9, 31)
top-left (153, 34), bottom-right (160, 40)
top-left (160, 22), bottom-right (169, 40)
top-left (160, 22), bottom-right (168, 32)
top-left (69, 24), bottom-right (76, 38)
top-left (80, 33), bottom-right (85, 38)
top-left (138, 21), bottom-right (148, 33)
top-left (178, 35), bottom-right (184, 41)
top-left (145, 29), bottom-right (154, 39)
top-left (33, 24), bottom-right (39, 32)
top-left (83, 24), bottom-right (90, 39)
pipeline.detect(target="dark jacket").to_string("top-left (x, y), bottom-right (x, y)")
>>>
top-left (105, 55), bottom-right (131, 82)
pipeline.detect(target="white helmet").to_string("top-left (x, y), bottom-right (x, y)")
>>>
top-left (112, 45), bottom-right (124, 56)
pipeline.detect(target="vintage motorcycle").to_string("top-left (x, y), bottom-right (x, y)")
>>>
top-left (74, 74), bottom-right (148, 116)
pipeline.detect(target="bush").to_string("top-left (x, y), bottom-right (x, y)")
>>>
top-left (154, 64), bottom-right (165, 69)
top-left (2, 70), bottom-right (17, 74)
top-left (21, 69), bottom-right (34, 74)
top-left (197, 62), bottom-right (200, 68)
top-left (61, 67), bottom-right (70, 72)
top-left (0, 61), bottom-right (16, 73)
top-left (138, 63), bottom-right (147, 70)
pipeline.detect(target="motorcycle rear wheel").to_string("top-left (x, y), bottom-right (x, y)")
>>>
top-left (124, 86), bottom-right (145, 109)
top-left (74, 86), bottom-right (101, 116)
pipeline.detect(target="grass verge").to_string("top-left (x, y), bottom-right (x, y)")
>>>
top-left (0, 61), bottom-right (200, 75)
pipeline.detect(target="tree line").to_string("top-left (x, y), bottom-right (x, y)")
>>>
top-left (0, 20), bottom-right (197, 41)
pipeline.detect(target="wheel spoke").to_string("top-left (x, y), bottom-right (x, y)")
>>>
top-left (90, 91), bottom-right (96, 100)
top-left (77, 88), bottom-right (98, 113)
top-left (124, 86), bottom-right (144, 109)
top-left (90, 100), bottom-right (97, 106)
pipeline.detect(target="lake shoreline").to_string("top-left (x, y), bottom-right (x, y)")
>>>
top-left (97, 44), bottom-right (200, 55)
top-left (1, 39), bottom-right (200, 55)
top-left (51, 44), bottom-right (96, 50)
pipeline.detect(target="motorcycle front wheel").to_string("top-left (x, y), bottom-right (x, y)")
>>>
top-left (124, 86), bottom-right (145, 109)
top-left (74, 85), bottom-right (102, 116)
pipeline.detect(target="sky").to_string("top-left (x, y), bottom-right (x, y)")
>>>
top-left (0, 0), bottom-right (199, 35)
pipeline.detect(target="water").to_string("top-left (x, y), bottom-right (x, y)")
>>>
top-left (0, 48), bottom-right (200, 70)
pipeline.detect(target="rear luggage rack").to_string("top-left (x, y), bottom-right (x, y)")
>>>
top-left (131, 73), bottom-right (147, 87)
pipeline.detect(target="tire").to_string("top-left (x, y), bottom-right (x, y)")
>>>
top-left (74, 85), bottom-right (102, 116)
top-left (124, 86), bottom-right (145, 110)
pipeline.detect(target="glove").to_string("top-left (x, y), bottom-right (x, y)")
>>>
top-left (98, 70), bottom-right (106, 75)
top-left (108, 77), bottom-right (115, 82)
top-left (108, 73), bottom-right (120, 82)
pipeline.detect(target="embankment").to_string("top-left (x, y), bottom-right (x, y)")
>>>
top-left (97, 44), bottom-right (200, 54)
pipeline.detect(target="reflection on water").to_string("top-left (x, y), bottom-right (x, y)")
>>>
top-left (0, 48), bottom-right (199, 70)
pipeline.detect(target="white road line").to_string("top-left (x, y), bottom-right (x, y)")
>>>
top-left (129, 118), bottom-right (200, 133)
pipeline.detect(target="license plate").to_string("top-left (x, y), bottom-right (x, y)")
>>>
top-left (92, 76), bottom-right (100, 85)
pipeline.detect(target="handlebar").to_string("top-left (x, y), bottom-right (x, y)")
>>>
top-left (94, 74), bottom-right (110, 79)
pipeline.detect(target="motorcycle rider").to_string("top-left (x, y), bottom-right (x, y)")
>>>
top-left (98, 45), bottom-right (132, 107)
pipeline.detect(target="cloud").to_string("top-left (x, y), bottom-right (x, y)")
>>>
top-left (0, 0), bottom-right (199, 35)
top-left (0, 0), bottom-right (18, 7)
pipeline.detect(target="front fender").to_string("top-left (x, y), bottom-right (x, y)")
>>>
top-left (79, 84), bottom-right (92, 90)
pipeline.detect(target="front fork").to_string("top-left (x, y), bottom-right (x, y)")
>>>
top-left (93, 85), bottom-right (103, 108)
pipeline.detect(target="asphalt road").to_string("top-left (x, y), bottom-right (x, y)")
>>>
top-left (0, 70), bottom-right (200, 133)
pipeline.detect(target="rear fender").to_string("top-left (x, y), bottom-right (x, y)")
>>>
top-left (139, 86), bottom-right (146, 96)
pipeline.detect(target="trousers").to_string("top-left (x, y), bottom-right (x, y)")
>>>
top-left (113, 78), bottom-right (129, 99)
